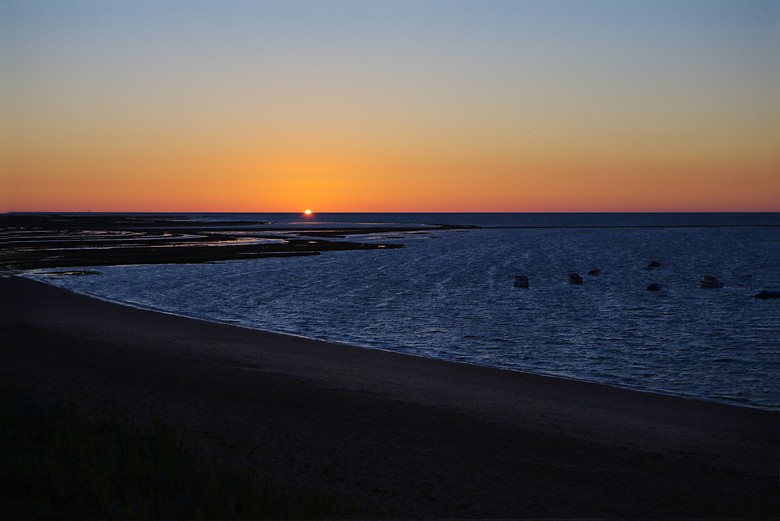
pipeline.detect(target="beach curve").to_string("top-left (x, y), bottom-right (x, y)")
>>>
top-left (1, 275), bottom-right (776, 518)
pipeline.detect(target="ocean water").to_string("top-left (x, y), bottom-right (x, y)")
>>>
top-left (29, 213), bottom-right (780, 410)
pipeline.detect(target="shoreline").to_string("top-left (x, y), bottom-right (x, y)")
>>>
top-left (21, 272), bottom-right (778, 413)
top-left (2, 275), bottom-right (777, 517)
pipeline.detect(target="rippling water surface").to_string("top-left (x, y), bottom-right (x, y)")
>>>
top-left (30, 213), bottom-right (780, 409)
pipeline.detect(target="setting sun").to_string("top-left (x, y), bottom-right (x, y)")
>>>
top-left (304, 209), bottom-right (312, 215)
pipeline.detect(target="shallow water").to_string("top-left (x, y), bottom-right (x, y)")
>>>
top-left (30, 213), bottom-right (780, 410)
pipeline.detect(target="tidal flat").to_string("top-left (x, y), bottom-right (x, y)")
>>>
top-left (0, 213), bottom-right (460, 270)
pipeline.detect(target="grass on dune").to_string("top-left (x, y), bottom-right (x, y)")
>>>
top-left (0, 386), bottom-right (362, 520)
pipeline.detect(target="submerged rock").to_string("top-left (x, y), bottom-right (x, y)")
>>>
top-left (513, 275), bottom-right (529, 288)
top-left (700, 275), bottom-right (724, 288)
top-left (754, 290), bottom-right (780, 299)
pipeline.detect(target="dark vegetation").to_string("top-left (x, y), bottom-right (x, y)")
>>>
top-left (0, 386), bottom-right (361, 519)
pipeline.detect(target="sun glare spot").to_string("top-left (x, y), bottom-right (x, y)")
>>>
top-left (304, 209), bottom-right (312, 215)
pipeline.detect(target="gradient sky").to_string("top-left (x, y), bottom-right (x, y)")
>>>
top-left (2, 0), bottom-right (778, 213)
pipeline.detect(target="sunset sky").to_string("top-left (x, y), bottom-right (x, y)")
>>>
top-left (2, 0), bottom-right (779, 213)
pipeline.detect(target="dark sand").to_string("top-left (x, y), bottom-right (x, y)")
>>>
top-left (1, 276), bottom-right (777, 518)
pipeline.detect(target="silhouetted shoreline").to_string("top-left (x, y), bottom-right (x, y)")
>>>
top-left (0, 214), bottom-right (444, 270)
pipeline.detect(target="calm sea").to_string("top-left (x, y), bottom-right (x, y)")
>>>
top-left (29, 213), bottom-right (780, 410)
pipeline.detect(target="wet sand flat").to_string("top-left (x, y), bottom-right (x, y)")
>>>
top-left (1, 276), bottom-right (776, 518)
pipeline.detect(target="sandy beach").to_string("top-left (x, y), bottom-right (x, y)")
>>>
top-left (1, 275), bottom-right (777, 518)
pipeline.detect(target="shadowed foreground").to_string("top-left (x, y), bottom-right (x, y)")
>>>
top-left (0, 387), bottom-right (358, 519)
top-left (1, 276), bottom-right (776, 518)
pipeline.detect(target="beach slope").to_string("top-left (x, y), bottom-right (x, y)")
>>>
top-left (1, 276), bottom-right (776, 518)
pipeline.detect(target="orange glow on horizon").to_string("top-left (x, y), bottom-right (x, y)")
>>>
top-left (4, 1), bottom-right (778, 214)
top-left (6, 115), bottom-right (779, 213)
top-left (6, 158), bottom-right (779, 213)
